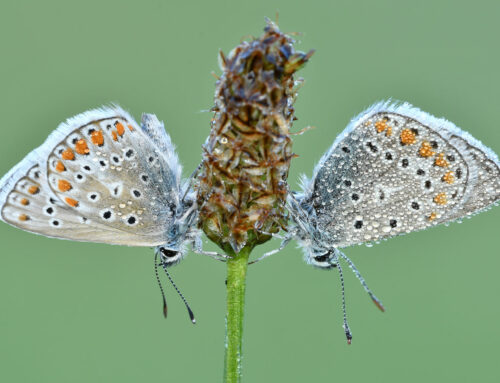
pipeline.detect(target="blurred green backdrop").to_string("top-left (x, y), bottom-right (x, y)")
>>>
top-left (1, 1), bottom-right (499, 382)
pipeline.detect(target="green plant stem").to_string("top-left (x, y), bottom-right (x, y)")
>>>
top-left (224, 246), bottom-right (251, 383)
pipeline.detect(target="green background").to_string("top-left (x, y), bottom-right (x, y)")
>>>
top-left (1, 0), bottom-right (499, 382)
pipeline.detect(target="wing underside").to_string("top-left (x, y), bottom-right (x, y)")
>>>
top-left (304, 102), bottom-right (499, 248)
top-left (0, 106), bottom-right (182, 247)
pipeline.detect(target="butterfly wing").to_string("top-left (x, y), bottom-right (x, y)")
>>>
top-left (300, 101), bottom-right (500, 248)
top-left (0, 106), bottom-right (182, 246)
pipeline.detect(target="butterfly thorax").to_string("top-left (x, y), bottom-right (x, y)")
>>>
top-left (285, 193), bottom-right (335, 268)
top-left (157, 199), bottom-right (201, 266)
top-left (288, 209), bottom-right (335, 269)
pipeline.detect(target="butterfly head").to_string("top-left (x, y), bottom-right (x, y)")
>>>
top-left (157, 217), bottom-right (194, 267)
top-left (307, 247), bottom-right (337, 269)
top-left (157, 245), bottom-right (184, 267)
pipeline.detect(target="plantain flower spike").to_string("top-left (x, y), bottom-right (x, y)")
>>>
top-left (197, 19), bottom-right (314, 254)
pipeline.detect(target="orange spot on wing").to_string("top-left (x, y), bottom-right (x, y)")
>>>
top-left (65, 197), bottom-right (79, 207)
top-left (28, 185), bottom-right (39, 195)
top-left (419, 141), bottom-right (435, 158)
top-left (75, 139), bottom-right (90, 155)
top-left (20, 198), bottom-right (29, 206)
top-left (58, 179), bottom-right (72, 192)
top-left (428, 212), bottom-right (437, 221)
top-left (111, 131), bottom-right (118, 141)
top-left (433, 192), bottom-right (447, 205)
top-left (55, 161), bottom-right (66, 172)
top-left (18, 214), bottom-right (29, 221)
top-left (115, 122), bottom-right (125, 136)
top-left (442, 171), bottom-right (455, 184)
top-left (400, 129), bottom-right (416, 145)
top-left (91, 130), bottom-right (104, 146)
top-left (127, 124), bottom-right (134, 131)
top-left (385, 126), bottom-right (392, 137)
top-left (375, 120), bottom-right (387, 133)
top-left (434, 153), bottom-right (449, 167)
top-left (62, 148), bottom-right (75, 160)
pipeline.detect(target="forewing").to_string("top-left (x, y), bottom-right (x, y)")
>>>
top-left (0, 106), bottom-right (181, 246)
top-left (303, 101), bottom-right (500, 248)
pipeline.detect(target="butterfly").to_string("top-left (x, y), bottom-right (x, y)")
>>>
top-left (0, 105), bottom-right (226, 321)
top-left (254, 101), bottom-right (500, 343)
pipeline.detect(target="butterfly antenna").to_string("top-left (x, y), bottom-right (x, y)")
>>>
top-left (154, 252), bottom-right (168, 318)
top-left (160, 263), bottom-right (196, 324)
top-left (337, 250), bottom-right (385, 312)
top-left (336, 262), bottom-right (353, 344)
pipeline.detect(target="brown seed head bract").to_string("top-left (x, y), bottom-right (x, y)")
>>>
top-left (197, 19), bottom-right (314, 253)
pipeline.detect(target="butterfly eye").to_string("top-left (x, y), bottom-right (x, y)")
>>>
top-left (313, 253), bottom-right (330, 263)
top-left (160, 248), bottom-right (179, 258)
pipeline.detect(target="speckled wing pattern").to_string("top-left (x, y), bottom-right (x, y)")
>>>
top-left (301, 102), bottom-right (500, 248)
top-left (0, 106), bottom-right (182, 246)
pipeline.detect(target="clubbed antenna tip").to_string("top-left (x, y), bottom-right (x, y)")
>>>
top-left (187, 306), bottom-right (196, 324)
top-left (346, 333), bottom-right (353, 345)
top-left (372, 296), bottom-right (385, 312)
top-left (162, 298), bottom-right (168, 318)
top-left (161, 263), bottom-right (197, 325)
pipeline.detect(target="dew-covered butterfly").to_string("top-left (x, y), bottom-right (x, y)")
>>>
top-left (0, 105), bottom-right (225, 321)
top-left (255, 101), bottom-right (500, 343)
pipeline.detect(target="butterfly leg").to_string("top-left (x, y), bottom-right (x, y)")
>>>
top-left (191, 237), bottom-right (232, 262)
top-left (336, 249), bottom-right (385, 312)
top-left (290, 125), bottom-right (315, 136)
top-left (181, 163), bottom-right (203, 203)
top-left (248, 236), bottom-right (292, 265)
top-left (254, 228), bottom-right (285, 240)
